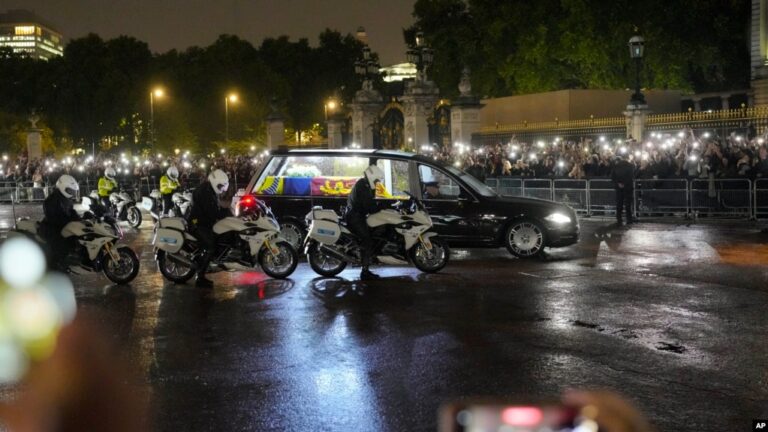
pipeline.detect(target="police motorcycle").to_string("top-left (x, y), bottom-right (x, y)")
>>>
top-left (304, 192), bottom-right (450, 276)
top-left (153, 199), bottom-right (298, 281)
top-left (169, 189), bottom-right (193, 218)
top-left (10, 185), bottom-right (140, 285)
top-left (82, 190), bottom-right (124, 237)
top-left (141, 189), bottom-right (163, 224)
top-left (109, 189), bottom-right (142, 228)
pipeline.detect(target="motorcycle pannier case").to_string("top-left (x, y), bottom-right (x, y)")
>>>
top-left (158, 217), bottom-right (186, 231)
top-left (309, 220), bottom-right (341, 244)
top-left (154, 228), bottom-right (184, 253)
top-left (311, 208), bottom-right (339, 223)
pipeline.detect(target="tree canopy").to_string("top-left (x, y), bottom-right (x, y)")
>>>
top-left (411, 0), bottom-right (751, 98)
top-left (0, 30), bottom-right (368, 155)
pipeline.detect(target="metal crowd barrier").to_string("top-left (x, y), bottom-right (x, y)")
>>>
top-left (14, 182), bottom-right (50, 202)
top-left (0, 182), bottom-right (17, 203)
top-left (482, 177), bottom-right (764, 220)
top-left (690, 178), bottom-right (752, 218)
top-left (499, 177), bottom-right (523, 197)
top-left (522, 179), bottom-right (553, 201)
top-left (635, 179), bottom-right (689, 217)
top-left (756, 179), bottom-right (768, 219)
top-left (586, 179), bottom-right (616, 215)
top-left (553, 179), bottom-right (588, 214)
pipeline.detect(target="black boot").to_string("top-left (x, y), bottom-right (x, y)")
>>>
top-left (360, 267), bottom-right (380, 280)
top-left (195, 273), bottom-right (213, 288)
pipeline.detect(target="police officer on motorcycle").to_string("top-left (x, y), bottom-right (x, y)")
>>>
top-left (345, 165), bottom-right (384, 280)
top-left (98, 167), bottom-right (118, 210)
top-left (40, 175), bottom-right (81, 269)
top-left (188, 169), bottom-right (230, 287)
top-left (160, 166), bottom-right (180, 216)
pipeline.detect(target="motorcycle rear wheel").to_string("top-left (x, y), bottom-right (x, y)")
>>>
top-left (127, 206), bottom-right (142, 228)
top-left (258, 240), bottom-right (298, 279)
top-left (307, 241), bottom-right (347, 277)
top-left (102, 245), bottom-right (140, 284)
top-left (157, 250), bottom-right (196, 283)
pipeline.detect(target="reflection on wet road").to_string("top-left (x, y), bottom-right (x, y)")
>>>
top-left (1, 205), bottom-right (768, 431)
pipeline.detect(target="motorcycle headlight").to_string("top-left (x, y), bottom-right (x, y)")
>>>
top-left (544, 213), bottom-right (572, 225)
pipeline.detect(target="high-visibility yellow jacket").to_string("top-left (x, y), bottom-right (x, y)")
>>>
top-left (98, 177), bottom-right (117, 197)
top-left (160, 175), bottom-right (180, 195)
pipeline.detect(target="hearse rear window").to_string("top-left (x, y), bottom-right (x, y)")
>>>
top-left (253, 155), bottom-right (410, 198)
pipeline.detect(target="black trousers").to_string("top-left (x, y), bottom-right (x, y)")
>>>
top-left (193, 226), bottom-right (217, 276)
top-left (100, 196), bottom-right (113, 216)
top-left (615, 187), bottom-right (634, 223)
top-left (162, 193), bottom-right (174, 216)
top-left (41, 226), bottom-right (76, 270)
top-left (345, 214), bottom-right (373, 267)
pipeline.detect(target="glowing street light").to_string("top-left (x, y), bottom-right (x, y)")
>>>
top-left (150, 87), bottom-right (165, 146)
top-left (324, 98), bottom-right (339, 121)
top-left (225, 93), bottom-right (239, 145)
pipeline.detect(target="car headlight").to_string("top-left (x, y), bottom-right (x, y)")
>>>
top-left (545, 213), bottom-right (572, 224)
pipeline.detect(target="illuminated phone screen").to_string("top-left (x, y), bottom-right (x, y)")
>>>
top-left (448, 404), bottom-right (600, 432)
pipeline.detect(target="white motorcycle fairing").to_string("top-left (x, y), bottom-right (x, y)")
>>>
top-left (213, 216), bottom-right (282, 256)
top-left (368, 208), bottom-right (433, 250)
top-left (61, 221), bottom-right (119, 260)
top-left (306, 205), bottom-right (434, 252)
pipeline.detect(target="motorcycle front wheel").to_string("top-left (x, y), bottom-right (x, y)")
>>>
top-left (102, 245), bottom-right (140, 284)
top-left (127, 206), bottom-right (142, 228)
top-left (258, 240), bottom-right (298, 279)
top-left (307, 241), bottom-right (347, 277)
top-left (409, 236), bottom-right (449, 273)
top-left (157, 250), bottom-right (196, 283)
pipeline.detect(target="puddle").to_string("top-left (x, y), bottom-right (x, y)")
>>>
top-left (655, 342), bottom-right (687, 354)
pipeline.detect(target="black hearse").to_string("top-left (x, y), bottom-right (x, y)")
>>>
top-left (236, 149), bottom-right (579, 257)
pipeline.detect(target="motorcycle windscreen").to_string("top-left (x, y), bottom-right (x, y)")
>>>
top-left (154, 228), bottom-right (184, 253)
top-left (309, 219), bottom-right (341, 244)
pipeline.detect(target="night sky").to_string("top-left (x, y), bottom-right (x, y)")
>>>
top-left (2, 0), bottom-right (416, 65)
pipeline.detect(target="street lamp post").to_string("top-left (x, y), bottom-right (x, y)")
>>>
top-left (407, 32), bottom-right (434, 83)
top-left (225, 93), bottom-right (238, 145)
top-left (149, 87), bottom-right (164, 146)
top-left (355, 45), bottom-right (381, 90)
top-left (324, 99), bottom-right (338, 121)
top-left (628, 35), bottom-right (646, 105)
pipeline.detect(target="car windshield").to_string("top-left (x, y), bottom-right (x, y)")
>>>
top-left (446, 167), bottom-right (498, 197)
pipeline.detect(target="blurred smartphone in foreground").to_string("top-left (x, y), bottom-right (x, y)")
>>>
top-left (439, 399), bottom-right (601, 432)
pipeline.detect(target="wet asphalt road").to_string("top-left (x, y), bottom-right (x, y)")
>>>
top-left (2, 205), bottom-right (768, 431)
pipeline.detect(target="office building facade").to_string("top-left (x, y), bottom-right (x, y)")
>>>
top-left (0, 9), bottom-right (64, 60)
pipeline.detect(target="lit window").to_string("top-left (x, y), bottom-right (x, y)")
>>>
top-left (14, 26), bottom-right (35, 36)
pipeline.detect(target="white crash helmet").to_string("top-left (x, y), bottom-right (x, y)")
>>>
top-left (167, 166), bottom-right (179, 180)
top-left (56, 175), bottom-right (79, 199)
top-left (208, 169), bottom-right (229, 195)
top-left (105, 167), bottom-right (116, 180)
top-left (364, 165), bottom-right (384, 189)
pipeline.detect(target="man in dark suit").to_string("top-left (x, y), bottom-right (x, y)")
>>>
top-left (611, 154), bottom-right (636, 225)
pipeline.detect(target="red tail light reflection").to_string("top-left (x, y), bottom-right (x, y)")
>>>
top-left (501, 406), bottom-right (543, 426)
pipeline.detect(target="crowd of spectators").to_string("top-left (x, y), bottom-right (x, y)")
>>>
top-left (431, 128), bottom-right (768, 182)
top-left (3, 128), bottom-right (768, 195)
top-left (0, 150), bottom-right (269, 194)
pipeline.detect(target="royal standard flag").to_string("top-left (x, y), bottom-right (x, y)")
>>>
top-left (256, 176), bottom-right (284, 195)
